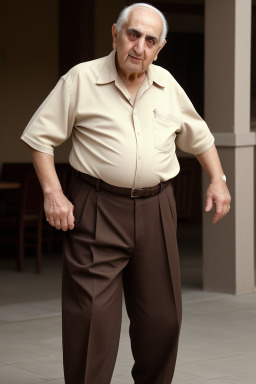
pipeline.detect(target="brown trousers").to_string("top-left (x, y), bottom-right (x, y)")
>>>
top-left (62, 171), bottom-right (182, 384)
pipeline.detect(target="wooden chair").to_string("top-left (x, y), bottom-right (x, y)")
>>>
top-left (0, 162), bottom-right (71, 272)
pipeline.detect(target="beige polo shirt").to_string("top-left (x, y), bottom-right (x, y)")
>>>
top-left (21, 50), bottom-right (214, 188)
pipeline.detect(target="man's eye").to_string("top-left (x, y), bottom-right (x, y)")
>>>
top-left (146, 40), bottom-right (155, 47)
top-left (128, 33), bottom-right (137, 41)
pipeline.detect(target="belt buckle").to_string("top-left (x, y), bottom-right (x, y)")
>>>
top-left (131, 188), bottom-right (144, 198)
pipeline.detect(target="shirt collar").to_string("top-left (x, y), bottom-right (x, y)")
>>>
top-left (96, 51), bottom-right (118, 84)
top-left (96, 50), bottom-right (165, 88)
top-left (146, 64), bottom-right (165, 88)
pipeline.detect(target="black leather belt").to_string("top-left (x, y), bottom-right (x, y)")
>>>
top-left (74, 170), bottom-right (169, 198)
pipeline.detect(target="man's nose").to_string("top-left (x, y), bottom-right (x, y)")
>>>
top-left (134, 38), bottom-right (145, 55)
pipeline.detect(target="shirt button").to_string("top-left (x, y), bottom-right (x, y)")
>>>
top-left (137, 132), bottom-right (140, 136)
top-left (138, 156), bottom-right (141, 160)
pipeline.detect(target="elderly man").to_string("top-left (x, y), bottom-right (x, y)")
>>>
top-left (21, 3), bottom-right (231, 384)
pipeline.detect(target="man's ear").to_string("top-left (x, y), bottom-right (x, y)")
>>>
top-left (154, 39), bottom-right (167, 61)
top-left (112, 24), bottom-right (118, 49)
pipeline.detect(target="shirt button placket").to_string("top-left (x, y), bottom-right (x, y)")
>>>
top-left (133, 108), bottom-right (142, 187)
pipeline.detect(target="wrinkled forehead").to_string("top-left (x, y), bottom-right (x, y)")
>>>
top-left (124, 7), bottom-right (163, 39)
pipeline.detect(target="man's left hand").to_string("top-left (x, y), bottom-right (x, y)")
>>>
top-left (205, 179), bottom-right (231, 224)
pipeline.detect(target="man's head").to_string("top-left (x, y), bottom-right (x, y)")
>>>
top-left (112, 3), bottom-right (168, 78)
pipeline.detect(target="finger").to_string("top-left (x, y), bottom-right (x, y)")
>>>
top-left (68, 206), bottom-right (75, 230)
top-left (54, 218), bottom-right (61, 230)
top-left (205, 195), bottom-right (213, 212)
top-left (221, 200), bottom-right (230, 216)
top-left (212, 201), bottom-right (224, 223)
top-left (60, 217), bottom-right (69, 232)
top-left (48, 216), bottom-right (55, 227)
top-left (212, 201), bottom-right (231, 223)
top-left (225, 205), bottom-right (230, 216)
top-left (212, 213), bottom-right (222, 224)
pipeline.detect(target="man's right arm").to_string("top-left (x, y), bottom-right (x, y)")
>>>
top-left (29, 147), bottom-right (75, 231)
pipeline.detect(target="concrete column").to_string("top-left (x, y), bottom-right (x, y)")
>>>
top-left (203, 0), bottom-right (255, 294)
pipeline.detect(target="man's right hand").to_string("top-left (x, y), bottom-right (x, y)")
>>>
top-left (44, 191), bottom-right (75, 231)
top-left (27, 147), bottom-right (75, 232)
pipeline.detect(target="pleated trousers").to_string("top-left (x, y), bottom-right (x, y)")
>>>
top-left (62, 171), bottom-right (182, 384)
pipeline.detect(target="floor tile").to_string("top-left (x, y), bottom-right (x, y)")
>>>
top-left (213, 320), bottom-right (256, 338)
top-left (14, 355), bottom-right (64, 380)
top-left (176, 335), bottom-right (256, 365)
top-left (172, 369), bottom-right (206, 383)
top-left (111, 376), bottom-right (133, 384)
top-left (39, 380), bottom-right (64, 384)
top-left (221, 371), bottom-right (256, 384)
top-left (0, 364), bottom-right (47, 384)
top-left (0, 300), bottom-right (61, 322)
top-left (177, 353), bottom-right (256, 379)
top-left (0, 344), bottom-right (50, 364)
top-left (178, 324), bottom-right (241, 347)
top-left (179, 381), bottom-right (238, 384)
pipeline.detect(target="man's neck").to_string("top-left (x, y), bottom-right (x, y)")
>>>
top-left (115, 56), bottom-right (146, 91)
top-left (118, 69), bottom-right (146, 89)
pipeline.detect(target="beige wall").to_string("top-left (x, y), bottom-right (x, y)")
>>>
top-left (0, 0), bottom-right (69, 170)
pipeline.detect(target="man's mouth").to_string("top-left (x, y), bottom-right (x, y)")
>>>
top-left (129, 55), bottom-right (142, 61)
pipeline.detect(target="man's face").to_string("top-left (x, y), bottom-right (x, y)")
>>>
top-left (112, 7), bottom-right (166, 77)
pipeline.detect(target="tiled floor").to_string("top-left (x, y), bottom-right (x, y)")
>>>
top-left (0, 225), bottom-right (256, 384)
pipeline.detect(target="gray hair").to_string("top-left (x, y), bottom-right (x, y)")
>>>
top-left (115, 3), bottom-right (168, 45)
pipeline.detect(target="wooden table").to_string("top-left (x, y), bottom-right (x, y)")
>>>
top-left (0, 182), bottom-right (21, 190)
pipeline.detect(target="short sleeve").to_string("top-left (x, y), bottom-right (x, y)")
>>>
top-left (21, 77), bottom-right (75, 156)
top-left (176, 89), bottom-right (215, 155)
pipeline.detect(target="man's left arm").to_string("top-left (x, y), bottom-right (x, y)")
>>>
top-left (195, 144), bottom-right (231, 224)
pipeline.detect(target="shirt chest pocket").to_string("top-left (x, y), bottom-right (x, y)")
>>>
top-left (152, 113), bottom-right (180, 152)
